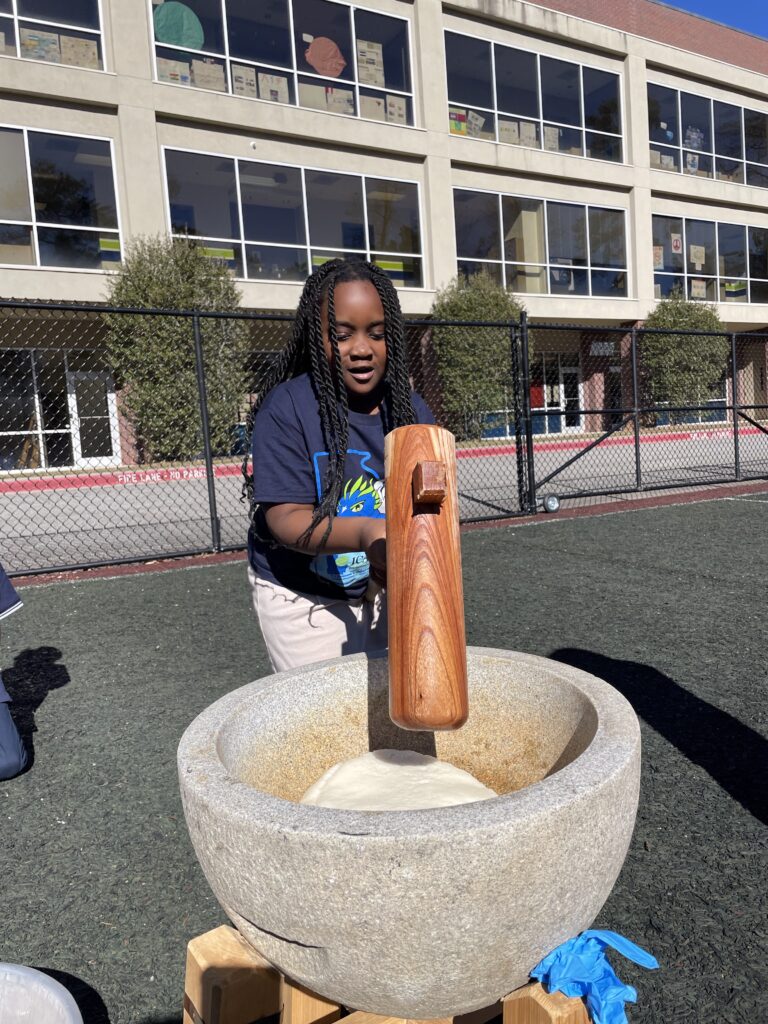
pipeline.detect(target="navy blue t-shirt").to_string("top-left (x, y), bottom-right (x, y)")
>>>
top-left (0, 563), bottom-right (22, 703)
top-left (248, 374), bottom-right (434, 600)
top-left (0, 564), bottom-right (21, 622)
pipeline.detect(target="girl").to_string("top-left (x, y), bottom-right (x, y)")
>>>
top-left (0, 562), bottom-right (27, 779)
top-left (243, 258), bottom-right (434, 672)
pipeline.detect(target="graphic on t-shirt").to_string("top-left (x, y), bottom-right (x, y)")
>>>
top-left (311, 449), bottom-right (385, 589)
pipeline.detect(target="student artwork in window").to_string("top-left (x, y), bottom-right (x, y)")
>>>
top-left (19, 26), bottom-right (60, 62)
top-left (304, 35), bottom-right (345, 77)
top-left (670, 234), bottom-right (683, 256)
top-left (157, 55), bottom-right (191, 84)
top-left (659, 152), bottom-right (676, 169)
top-left (386, 95), bottom-right (406, 124)
top-left (356, 38), bottom-right (384, 87)
top-left (520, 121), bottom-right (538, 147)
top-left (449, 106), bottom-right (467, 135)
top-left (191, 58), bottom-right (225, 91)
top-left (653, 245), bottom-right (664, 270)
top-left (325, 85), bottom-right (354, 114)
top-left (258, 72), bottom-right (290, 104)
top-left (360, 94), bottom-right (386, 121)
top-left (467, 110), bottom-right (486, 138)
top-left (153, 1), bottom-right (204, 50)
top-left (685, 152), bottom-right (699, 174)
top-left (232, 64), bottom-right (257, 97)
top-left (60, 35), bottom-right (100, 69)
top-left (690, 278), bottom-right (706, 299)
top-left (689, 244), bottom-right (705, 270)
top-left (683, 125), bottom-right (705, 151)
top-left (543, 125), bottom-right (560, 151)
top-left (499, 120), bottom-right (520, 145)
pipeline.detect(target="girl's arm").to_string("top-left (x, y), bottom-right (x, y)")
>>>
top-left (264, 503), bottom-right (386, 578)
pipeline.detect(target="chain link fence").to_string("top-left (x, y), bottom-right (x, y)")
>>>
top-left (526, 320), bottom-right (768, 507)
top-left (2, 302), bottom-right (767, 575)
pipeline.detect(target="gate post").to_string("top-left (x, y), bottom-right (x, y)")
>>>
top-left (193, 312), bottom-right (223, 552)
top-left (519, 311), bottom-right (537, 513)
top-left (630, 326), bottom-right (643, 490)
top-left (510, 320), bottom-right (529, 515)
top-left (731, 331), bottom-right (741, 481)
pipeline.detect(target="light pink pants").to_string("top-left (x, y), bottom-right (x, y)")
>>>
top-left (247, 566), bottom-right (388, 673)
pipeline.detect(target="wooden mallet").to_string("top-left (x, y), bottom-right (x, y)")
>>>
top-left (384, 424), bottom-right (468, 731)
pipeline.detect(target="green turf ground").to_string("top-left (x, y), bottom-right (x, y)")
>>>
top-left (1, 493), bottom-right (766, 1023)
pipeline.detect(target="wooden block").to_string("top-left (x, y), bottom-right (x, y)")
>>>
top-left (185, 925), bottom-right (280, 1024)
top-left (280, 974), bottom-right (341, 1024)
top-left (412, 460), bottom-right (446, 504)
top-left (455, 1001), bottom-right (503, 1024)
top-left (503, 983), bottom-right (590, 1024)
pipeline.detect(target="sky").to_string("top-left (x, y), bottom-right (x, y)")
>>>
top-left (663, 0), bottom-right (768, 39)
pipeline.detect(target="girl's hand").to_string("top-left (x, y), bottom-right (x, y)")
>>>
top-left (360, 518), bottom-right (387, 586)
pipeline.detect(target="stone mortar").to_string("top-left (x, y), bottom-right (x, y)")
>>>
top-left (178, 648), bottom-right (641, 1018)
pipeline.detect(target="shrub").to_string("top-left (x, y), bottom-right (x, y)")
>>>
top-left (429, 273), bottom-right (524, 439)
top-left (104, 236), bottom-right (251, 462)
top-left (642, 289), bottom-right (728, 424)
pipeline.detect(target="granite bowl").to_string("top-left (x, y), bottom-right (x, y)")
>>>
top-left (178, 647), bottom-right (640, 1018)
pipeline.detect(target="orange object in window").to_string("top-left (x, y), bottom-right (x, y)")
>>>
top-left (304, 37), bottom-right (346, 78)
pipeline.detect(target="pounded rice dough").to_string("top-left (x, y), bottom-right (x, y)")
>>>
top-left (300, 749), bottom-right (497, 811)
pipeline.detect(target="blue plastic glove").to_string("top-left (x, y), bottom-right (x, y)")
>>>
top-left (530, 929), bottom-right (659, 1024)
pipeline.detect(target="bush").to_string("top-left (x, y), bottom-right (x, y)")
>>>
top-left (104, 237), bottom-right (251, 462)
top-left (429, 273), bottom-right (524, 439)
top-left (642, 289), bottom-right (728, 424)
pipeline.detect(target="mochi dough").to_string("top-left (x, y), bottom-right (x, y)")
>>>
top-left (300, 749), bottom-right (497, 811)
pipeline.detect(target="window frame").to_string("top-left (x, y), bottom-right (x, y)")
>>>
top-left (444, 26), bottom-right (624, 164)
top-left (0, 0), bottom-right (106, 71)
top-left (147, 0), bottom-right (417, 127)
top-left (453, 185), bottom-right (629, 299)
top-left (0, 122), bottom-right (123, 273)
top-left (652, 211), bottom-right (768, 305)
top-left (648, 80), bottom-right (768, 190)
top-left (160, 143), bottom-right (426, 288)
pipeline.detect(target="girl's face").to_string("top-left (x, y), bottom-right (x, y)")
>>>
top-left (322, 279), bottom-right (388, 413)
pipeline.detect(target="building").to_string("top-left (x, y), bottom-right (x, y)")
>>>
top-left (2, 0), bottom-right (768, 469)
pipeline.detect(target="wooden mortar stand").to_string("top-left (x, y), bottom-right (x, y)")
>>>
top-left (183, 926), bottom-right (591, 1024)
top-left (384, 424), bottom-right (468, 730)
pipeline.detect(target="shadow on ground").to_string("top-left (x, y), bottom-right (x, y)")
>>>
top-left (34, 968), bottom-right (111, 1024)
top-left (3, 647), bottom-right (70, 771)
top-left (550, 648), bottom-right (768, 826)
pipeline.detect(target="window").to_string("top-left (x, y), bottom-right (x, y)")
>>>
top-left (164, 148), bottom-right (423, 286)
top-left (0, 126), bottom-right (120, 270)
top-left (446, 30), bottom-right (622, 162)
top-left (652, 213), bottom-right (768, 304)
top-left (0, 348), bottom-right (119, 472)
top-left (150, 0), bottom-right (414, 126)
top-left (0, 0), bottom-right (104, 69)
top-left (648, 83), bottom-right (768, 189)
top-left (454, 188), bottom-right (627, 297)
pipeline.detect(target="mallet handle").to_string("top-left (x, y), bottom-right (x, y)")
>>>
top-left (385, 425), bottom-right (468, 731)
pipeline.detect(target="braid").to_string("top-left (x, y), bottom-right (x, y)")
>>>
top-left (244, 257), bottom-right (417, 549)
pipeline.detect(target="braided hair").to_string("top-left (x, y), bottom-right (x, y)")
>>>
top-left (242, 259), bottom-right (416, 548)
